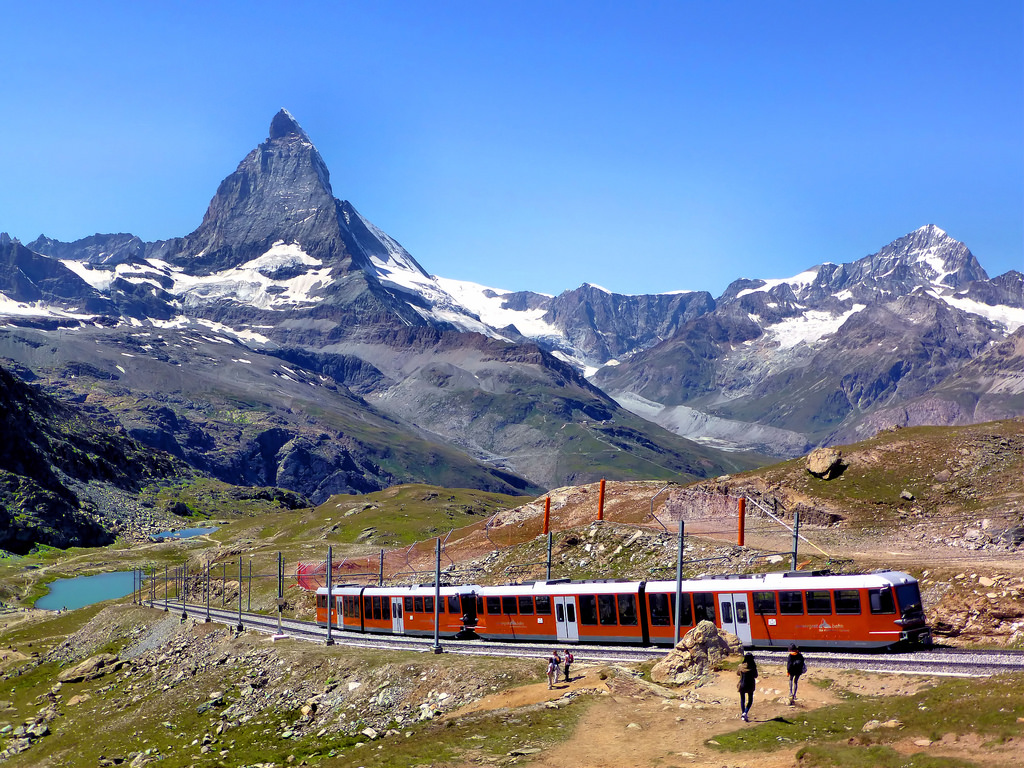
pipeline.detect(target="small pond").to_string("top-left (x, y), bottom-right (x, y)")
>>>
top-left (35, 571), bottom-right (139, 611)
top-left (150, 526), bottom-right (218, 541)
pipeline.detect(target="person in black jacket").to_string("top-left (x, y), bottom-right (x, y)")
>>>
top-left (736, 652), bottom-right (758, 721)
top-left (787, 643), bottom-right (806, 705)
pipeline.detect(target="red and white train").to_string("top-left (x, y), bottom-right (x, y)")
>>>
top-left (315, 570), bottom-right (932, 650)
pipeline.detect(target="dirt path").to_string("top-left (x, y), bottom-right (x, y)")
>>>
top-left (444, 661), bottom-right (1014, 768)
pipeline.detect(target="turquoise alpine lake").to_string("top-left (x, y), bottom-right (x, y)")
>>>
top-left (35, 571), bottom-right (139, 611)
top-left (150, 527), bottom-right (218, 541)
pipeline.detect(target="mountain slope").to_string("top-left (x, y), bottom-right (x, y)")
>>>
top-left (0, 363), bottom-right (187, 553)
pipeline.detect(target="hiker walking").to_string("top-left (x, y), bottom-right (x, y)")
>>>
top-left (736, 652), bottom-right (758, 722)
top-left (563, 650), bottom-right (574, 682)
top-left (552, 650), bottom-right (562, 683)
top-left (787, 643), bottom-right (806, 705)
top-left (546, 651), bottom-right (560, 689)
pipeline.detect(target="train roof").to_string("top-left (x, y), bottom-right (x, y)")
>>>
top-left (646, 570), bottom-right (917, 592)
top-left (315, 570), bottom-right (917, 596)
top-left (316, 583), bottom-right (483, 596)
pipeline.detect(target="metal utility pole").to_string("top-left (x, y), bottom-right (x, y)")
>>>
top-left (236, 558), bottom-right (243, 632)
top-left (673, 520), bottom-right (685, 646)
top-left (277, 552), bottom-right (283, 635)
top-left (325, 546), bottom-right (334, 646)
top-left (247, 559), bottom-right (252, 611)
top-left (205, 560), bottom-right (211, 623)
top-left (222, 563), bottom-right (226, 605)
top-left (791, 508), bottom-right (801, 571)
top-left (546, 532), bottom-right (553, 581)
top-left (181, 564), bottom-right (187, 621)
top-left (164, 566), bottom-right (168, 611)
top-left (432, 538), bottom-right (442, 654)
top-left (379, 549), bottom-right (384, 586)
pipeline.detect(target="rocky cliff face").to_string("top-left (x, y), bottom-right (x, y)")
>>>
top-left (0, 364), bottom-right (188, 553)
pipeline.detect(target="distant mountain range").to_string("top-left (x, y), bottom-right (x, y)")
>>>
top-left (2, 109), bottom-right (1021, 507)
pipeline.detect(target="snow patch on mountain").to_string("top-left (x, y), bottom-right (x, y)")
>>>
top-left (939, 294), bottom-right (1024, 333)
top-left (435, 277), bottom-right (561, 339)
top-left (736, 267), bottom-right (822, 299)
top-left (0, 294), bottom-right (96, 321)
top-left (766, 305), bottom-right (866, 349)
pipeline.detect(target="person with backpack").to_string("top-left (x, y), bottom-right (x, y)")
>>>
top-left (787, 643), bottom-right (806, 705)
top-left (563, 650), bottom-right (574, 682)
top-left (546, 650), bottom-right (562, 688)
top-left (736, 652), bottom-right (758, 721)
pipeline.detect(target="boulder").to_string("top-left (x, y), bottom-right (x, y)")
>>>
top-left (649, 620), bottom-right (742, 686)
top-left (806, 447), bottom-right (844, 479)
top-left (57, 653), bottom-right (122, 683)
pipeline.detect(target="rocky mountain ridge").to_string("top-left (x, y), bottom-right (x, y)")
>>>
top-left (1, 110), bottom-right (1021, 502)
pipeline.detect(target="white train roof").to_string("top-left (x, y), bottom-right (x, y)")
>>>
top-left (315, 571), bottom-right (917, 596)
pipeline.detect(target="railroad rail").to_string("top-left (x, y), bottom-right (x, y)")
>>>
top-left (150, 599), bottom-right (1024, 677)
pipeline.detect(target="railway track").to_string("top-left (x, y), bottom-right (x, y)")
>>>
top-left (150, 599), bottom-right (1024, 677)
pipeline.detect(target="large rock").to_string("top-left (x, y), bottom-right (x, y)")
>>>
top-left (649, 620), bottom-right (742, 686)
top-left (806, 447), bottom-right (844, 479)
top-left (57, 653), bottom-right (122, 683)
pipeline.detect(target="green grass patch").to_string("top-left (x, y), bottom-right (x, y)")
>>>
top-left (796, 744), bottom-right (979, 768)
top-left (709, 672), bottom-right (1024, 762)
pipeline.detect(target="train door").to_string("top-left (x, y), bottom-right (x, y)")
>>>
top-left (554, 596), bottom-right (579, 642)
top-left (718, 593), bottom-right (752, 646)
top-left (391, 597), bottom-right (404, 635)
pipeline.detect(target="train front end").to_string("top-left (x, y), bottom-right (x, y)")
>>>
top-left (890, 576), bottom-right (932, 648)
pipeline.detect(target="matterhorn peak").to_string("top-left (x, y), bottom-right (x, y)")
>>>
top-left (269, 108), bottom-right (308, 141)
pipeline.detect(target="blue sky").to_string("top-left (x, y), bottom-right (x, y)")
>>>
top-left (2, 1), bottom-right (1020, 297)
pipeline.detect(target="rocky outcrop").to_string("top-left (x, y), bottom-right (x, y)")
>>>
top-left (806, 447), bottom-right (844, 479)
top-left (57, 653), bottom-right (123, 683)
top-left (649, 620), bottom-right (742, 686)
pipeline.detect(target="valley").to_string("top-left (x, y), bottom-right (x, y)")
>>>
top-left (0, 420), bottom-right (1020, 766)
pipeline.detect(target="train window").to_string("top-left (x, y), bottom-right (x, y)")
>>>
top-left (579, 595), bottom-right (598, 625)
top-left (372, 595), bottom-right (382, 620)
top-left (317, 594), bottom-right (326, 608)
top-left (364, 595), bottom-right (372, 618)
top-left (753, 592), bottom-right (777, 615)
top-left (477, 595), bottom-right (484, 615)
top-left (805, 590), bottom-right (832, 614)
top-left (518, 596), bottom-right (535, 615)
top-left (677, 594), bottom-right (693, 626)
top-left (404, 596), bottom-right (414, 613)
top-left (535, 596), bottom-right (552, 615)
top-left (617, 594), bottom-right (638, 626)
top-left (834, 590), bottom-right (861, 614)
top-left (779, 591), bottom-right (804, 615)
top-left (502, 596), bottom-right (517, 614)
top-left (448, 595), bottom-right (461, 614)
top-left (556, 603), bottom-right (564, 622)
top-left (424, 596), bottom-right (434, 613)
top-left (598, 595), bottom-right (617, 625)
top-left (693, 593), bottom-right (715, 623)
top-left (394, 601), bottom-right (402, 619)
top-left (735, 601), bottom-right (748, 624)
top-left (721, 602), bottom-right (733, 624)
top-left (566, 603), bottom-right (576, 622)
top-left (648, 593), bottom-right (670, 626)
top-left (414, 596), bottom-right (424, 613)
top-left (486, 596), bottom-right (501, 615)
top-left (869, 587), bottom-right (896, 614)
top-left (383, 597), bottom-right (391, 620)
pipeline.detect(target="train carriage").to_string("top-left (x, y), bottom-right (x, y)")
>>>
top-left (316, 583), bottom-right (480, 638)
top-left (643, 570), bottom-right (930, 650)
top-left (315, 569), bottom-right (930, 651)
